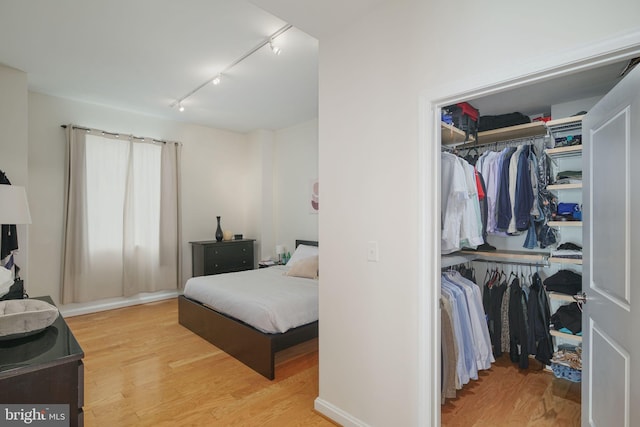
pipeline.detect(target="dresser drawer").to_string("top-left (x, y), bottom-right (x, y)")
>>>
top-left (204, 244), bottom-right (253, 274)
top-left (190, 239), bottom-right (255, 277)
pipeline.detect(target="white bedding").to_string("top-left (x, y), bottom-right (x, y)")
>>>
top-left (183, 265), bottom-right (318, 334)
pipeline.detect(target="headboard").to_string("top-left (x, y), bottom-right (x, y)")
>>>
top-left (295, 240), bottom-right (318, 248)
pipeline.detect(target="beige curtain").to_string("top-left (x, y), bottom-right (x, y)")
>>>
top-left (61, 126), bottom-right (182, 303)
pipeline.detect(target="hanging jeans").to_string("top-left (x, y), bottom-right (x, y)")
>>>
top-left (523, 215), bottom-right (538, 249)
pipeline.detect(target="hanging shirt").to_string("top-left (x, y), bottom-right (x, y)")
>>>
top-left (477, 151), bottom-right (502, 234)
top-left (441, 283), bottom-right (475, 386)
top-left (514, 146), bottom-right (534, 231)
top-left (441, 152), bottom-right (468, 254)
top-left (507, 145), bottom-right (526, 233)
top-left (458, 159), bottom-right (483, 249)
top-left (443, 271), bottom-right (495, 370)
top-left (496, 147), bottom-right (517, 231)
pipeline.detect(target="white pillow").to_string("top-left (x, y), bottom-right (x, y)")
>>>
top-left (285, 255), bottom-right (319, 279)
top-left (286, 244), bottom-right (318, 266)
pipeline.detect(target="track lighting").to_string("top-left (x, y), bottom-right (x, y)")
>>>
top-left (169, 24), bottom-right (292, 110)
top-left (269, 41), bottom-right (281, 55)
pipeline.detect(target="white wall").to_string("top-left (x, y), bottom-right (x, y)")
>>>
top-left (246, 120), bottom-right (319, 262)
top-left (552, 96), bottom-right (602, 120)
top-left (274, 118), bottom-right (319, 254)
top-left (314, 0), bottom-right (640, 425)
top-left (0, 64), bottom-right (29, 283)
top-left (316, 3), bottom-right (420, 426)
top-left (247, 129), bottom-right (276, 262)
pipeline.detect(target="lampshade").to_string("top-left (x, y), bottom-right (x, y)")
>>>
top-left (275, 245), bottom-right (285, 255)
top-left (0, 185), bottom-right (32, 225)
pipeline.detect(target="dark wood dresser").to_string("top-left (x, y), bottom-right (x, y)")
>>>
top-left (190, 239), bottom-right (255, 277)
top-left (0, 296), bottom-right (84, 426)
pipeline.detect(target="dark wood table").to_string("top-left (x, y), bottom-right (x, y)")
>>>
top-left (0, 296), bottom-right (84, 426)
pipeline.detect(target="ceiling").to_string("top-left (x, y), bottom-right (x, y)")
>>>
top-left (0, 0), bottom-right (325, 133)
top-left (0, 0), bottom-right (386, 133)
top-left (469, 60), bottom-right (632, 117)
top-left (0, 0), bottom-right (633, 133)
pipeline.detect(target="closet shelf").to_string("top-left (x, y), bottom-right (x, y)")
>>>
top-left (441, 122), bottom-right (474, 145)
top-left (546, 115), bottom-right (585, 135)
top-left (441, 114), bottom-right (583, 148)
top-left (545, 145), bottom-right (583, 158)
top-left (548, 221), bottom-right (582, 227)
top-left (546, 115), bottom-right (585, 128)
top-left (476, 121), bottom-right (547, 144)
top-left (548, 257), bottom-right (582, 265)
top-left (550, 329), bottom-right (582, 342)
top-left (547, 183), bottom-right (582, 191)
top-left (460, 249), bottom-right (549, 264)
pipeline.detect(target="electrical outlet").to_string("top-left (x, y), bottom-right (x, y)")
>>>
top-left (367, 241), bottom-right (379, 262)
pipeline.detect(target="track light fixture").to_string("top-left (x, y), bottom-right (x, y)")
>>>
top-left (170, 23), bottom-right (293, 111)
top-left (269, 41), bottom-right (281, 55)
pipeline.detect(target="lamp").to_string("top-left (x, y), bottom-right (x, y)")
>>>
top-left (276, 245), bottom-right (285, 265)
top-left (0, 185), bottom-right (32, 225)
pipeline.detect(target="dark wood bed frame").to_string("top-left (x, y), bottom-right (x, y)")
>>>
top-left (178, 239), bottom-right (318, 380)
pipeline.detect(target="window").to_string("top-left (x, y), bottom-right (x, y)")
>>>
top-left (62, 127), bottom-right (181, 303)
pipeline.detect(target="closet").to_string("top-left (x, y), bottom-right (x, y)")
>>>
top-left (436, 50), bottom-right (640, 426)
top-left (438, 72), bottom-right (599, 423)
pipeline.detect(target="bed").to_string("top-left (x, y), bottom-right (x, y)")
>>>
top-left (178, 240), bottom-right (318, 380)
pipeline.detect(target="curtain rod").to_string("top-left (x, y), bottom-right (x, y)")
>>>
top-left (61, 124), bottom-right (181, 146)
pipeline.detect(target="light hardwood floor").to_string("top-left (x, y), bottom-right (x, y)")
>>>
top-left (65, 298), bottom-right (336, 426)
top-left (67, 298), bottom-right (581, 426)
top-left (441, 356), bottom-right (581, 427)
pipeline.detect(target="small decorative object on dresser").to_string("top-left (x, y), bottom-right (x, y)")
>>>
top-left (223, 230), bottom-right (233, 241)
top-left (215, 216), bottom-right (224, 242)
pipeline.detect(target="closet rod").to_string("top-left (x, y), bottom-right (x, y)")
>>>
top-left (454, 133), bottom-right (548, 152)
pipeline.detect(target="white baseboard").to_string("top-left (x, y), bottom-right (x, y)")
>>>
top-left (314, 397), bottom-right (371, 427)
top-left (59, 290), bottom-right (180, 317)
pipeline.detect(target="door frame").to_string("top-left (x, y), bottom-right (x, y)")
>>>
top-left (418, 30), bottom-right (640, 426)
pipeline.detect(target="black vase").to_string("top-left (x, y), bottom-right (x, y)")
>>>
top-left (215, 216), bottom-right (223, 242)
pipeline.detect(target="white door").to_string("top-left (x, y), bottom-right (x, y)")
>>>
top-left (582, 63), bottom-right (640, 427)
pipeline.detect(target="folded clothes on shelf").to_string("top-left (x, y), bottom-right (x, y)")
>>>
top-left (550, 249), bottom-right (582, 259)
top-left (544, 270), bottom-right (582, 295)
top-left (551, 346), bottom-right (582, 382)
top-left (552, 346), bottom-right (582, 371)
